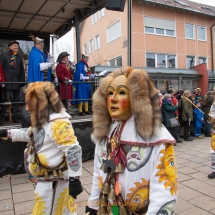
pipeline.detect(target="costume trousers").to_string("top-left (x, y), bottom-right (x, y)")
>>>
top-left (211, 134), bottom-right (215, 173)
top-left (1, 89), bottom-right (19, 117)
top-left (33, 180), bottom-right (77, 215)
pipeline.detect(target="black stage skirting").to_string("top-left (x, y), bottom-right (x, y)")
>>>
top-left (0, 122), bottom-right (95, 177)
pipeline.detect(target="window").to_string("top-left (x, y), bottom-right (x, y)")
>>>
top-left (95, 35), bottom-right (100, 50)
top-left (146, 53), bottom-right (155, 67)
top-left (199, 57), bottom-right (206, 64)
top-left (83, 43), bottom-right (87, 55)
top-left (201, 6), bottom-right (215, 13)
top-left (98, 9), bottom-right (104, 19)
top-left (92, 13), bottom-right (97, 25)
top-left (156, 28), bottom-right (164, 35)
top-left (146, 53), bottom-right (176, 68)
top-left (198, 26), bottom-right (206, 41)
top-left (107, 20), bottom-right (121, 43)
top-left (89, 39), bottom-right (94, 53)
top-left (185, 24), bottom-right (194, 39)
top-left (186, 56), bottom-right (195, 69)
top-left (144, 17), bottom-right (175, 37)
top-left (145, 27), bottom-right (154, 33)
top-left (174, 0), bottom-right (190, 7)
top-left (157, 54), bottom-right (166, 68)
top-left (108, 56), bottom-right (122, 66)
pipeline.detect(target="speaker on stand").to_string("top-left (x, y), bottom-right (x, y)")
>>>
top-left (105, 0), bottom-right (126, 12)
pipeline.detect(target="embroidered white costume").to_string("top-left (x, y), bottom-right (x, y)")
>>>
top-left (88, 116), bottom-right (177, 215)
top-left (10, 111), bottom-right (82, 215)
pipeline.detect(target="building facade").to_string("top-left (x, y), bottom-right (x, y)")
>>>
top-left (74, 0), bottom-right (215, 93)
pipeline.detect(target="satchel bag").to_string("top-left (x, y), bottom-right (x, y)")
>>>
top-left (162, 108), bottom-right (178, 127)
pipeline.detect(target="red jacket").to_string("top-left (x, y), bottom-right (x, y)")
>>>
top-left (0, 63), bottom-right (5, 82)
top-left (56, 62), bottom-right (72, 100)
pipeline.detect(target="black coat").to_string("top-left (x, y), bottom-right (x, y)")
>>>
top-left (0, 51), bottom-right (25, 90)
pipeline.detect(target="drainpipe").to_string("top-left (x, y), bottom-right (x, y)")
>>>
top-left (75, 10), bottom-right (81, 63)
top-left (210, 23), bottom-right (215, 73)
top-left (128, 0), bottom-right (132, 66)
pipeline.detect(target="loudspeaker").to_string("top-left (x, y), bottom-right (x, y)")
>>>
top-left (105, 0), bottom-right (126, 12)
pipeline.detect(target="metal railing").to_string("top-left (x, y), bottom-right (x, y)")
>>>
top-left (0, 80), bottom-right (98, 113)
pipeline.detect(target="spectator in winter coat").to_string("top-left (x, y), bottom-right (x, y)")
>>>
top-left (56, 52), bottom-right (72, 109)
top-left (193, 102), bottom-right (204, 139)
top-left (162, 94), bottom-right (178, 145)
top-left (182, 90), bottom-right (193, 141)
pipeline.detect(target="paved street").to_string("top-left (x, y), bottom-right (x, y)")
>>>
top-left (0, 136), bottom-right (215, 215)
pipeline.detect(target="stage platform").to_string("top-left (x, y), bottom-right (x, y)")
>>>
top-left (0, 109), bottom-right (94, 177)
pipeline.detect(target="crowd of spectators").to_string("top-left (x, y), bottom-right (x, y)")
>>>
top-left (161, 87), bottom-right (213, 146)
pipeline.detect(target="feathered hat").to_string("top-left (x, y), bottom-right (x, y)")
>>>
top-left (28, 34), bottom-right (44, 44)
top-left (25, 82), bottom-right (64, 129)
top-left (91, 67), bottom-right (162, 144)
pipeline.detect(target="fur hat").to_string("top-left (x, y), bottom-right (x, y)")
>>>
top-left (91, 67), bottom-right (162, 144)
top-left (25, 82), bottom-right (64, 129)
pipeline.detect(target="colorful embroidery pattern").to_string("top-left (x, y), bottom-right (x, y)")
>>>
top-left (10, 51), bottom-right (17, 67)
top-left (51, 120), bottom-right (77, 145)
top-left (54, 188), bottom-right (76, 215)
top-left (126, 178), bottom-right (149, 212)
top-left (32, 192), bottom-right (47, 215)
top-left (29, 154), bottom-right (49, 177)
top-left (156, 143), bottom-right (178, 196)
top-left (211, 134), bottom-right (215, 151)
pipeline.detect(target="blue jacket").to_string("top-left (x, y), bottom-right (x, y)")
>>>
top-left (193, 108), bottom-right (204, 128)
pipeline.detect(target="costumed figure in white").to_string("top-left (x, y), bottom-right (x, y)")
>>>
top-left (0, 82), bottom-right (83, 215)
top-left (86, 67), bottom-right (178, 215)
top-left (208, 86), bottom-right (215, 179)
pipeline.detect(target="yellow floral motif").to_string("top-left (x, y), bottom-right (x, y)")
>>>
top-left (51, 120), bottom-right (77, 145)
top-left (126, 178), bottom-right (149, 212)
top-left (98, 175), bottom-right (103, 190)
top-left (156, 143), bottom-right (178, 196)
top-left (54, 188), bottom-right (77, 215)
top-left (32, 192), bottom-right (47, 215)
top-left (29, 154), bottom-right (49, 177)
top-left (211, 134), bottom-right (215, 151)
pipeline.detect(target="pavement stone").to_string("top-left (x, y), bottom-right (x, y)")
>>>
top-left (0, 135), bottom-right (215, 214)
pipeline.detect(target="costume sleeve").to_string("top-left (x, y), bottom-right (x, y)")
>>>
top-left (50, 119), bottom-right (82, 177)
top-left (146, 143), bottom-right (177, 215)
top-left (80, 73), bottom-right (89, 80)
top-left (87, 143), bottom-right (101, 210)
top-left (10, 128), bottom-right (30, 142)
top-left (56, 65), bottom-right (67, 82)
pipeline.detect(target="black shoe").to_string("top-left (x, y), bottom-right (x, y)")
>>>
top-left (184, 137), bottom-right (193, 141)
top-left (205, 132), bottom-right (212, 137)
top-left (208, 172), bottom-right (215, 179)
top-left (79, 112), bottom-right (85, 116)
top-left (85, 111), bottom-right (92, 115)
top-left (176, 139), bottom-right (183, 143)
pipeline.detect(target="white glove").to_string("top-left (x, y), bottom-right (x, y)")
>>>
top-left (80, 74), bottom-right (89, 80)
top-left (40, 63), bottom-right (53, 71)
top-left (68, 79), bottom-right (73, 84)
top-left (90, 74), bottom-right (95, 79)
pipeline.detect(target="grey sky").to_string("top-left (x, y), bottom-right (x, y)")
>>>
top-left (189, 0), bottom-right (215, 6)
